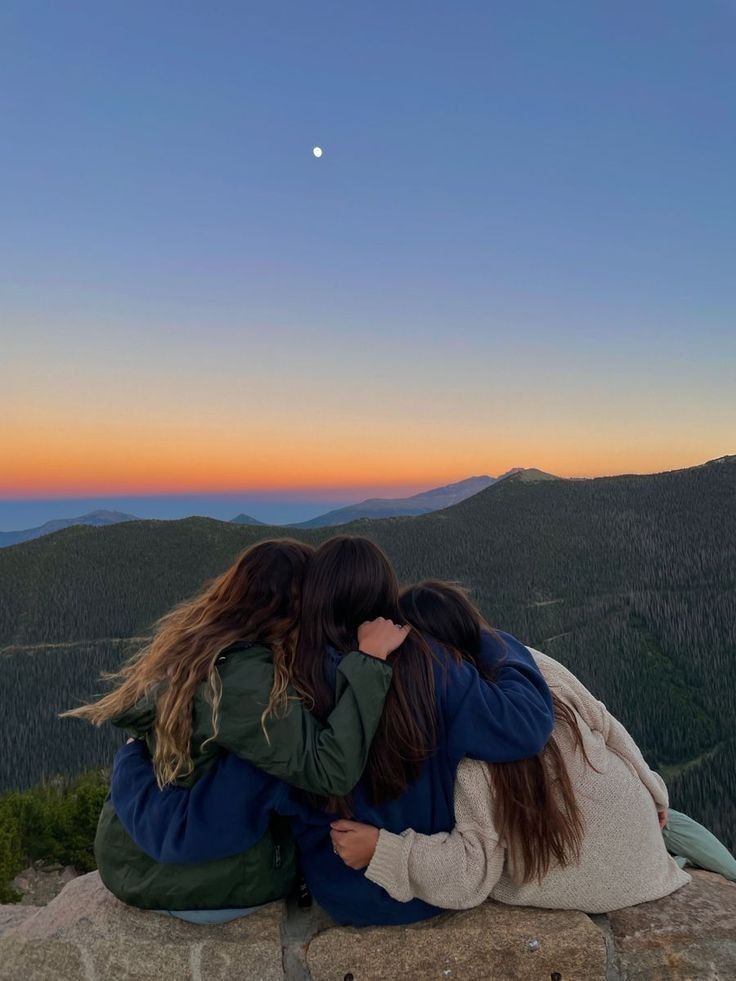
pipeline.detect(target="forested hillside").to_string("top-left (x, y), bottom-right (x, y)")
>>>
top-left (0, 457), bottom-right (734, 848)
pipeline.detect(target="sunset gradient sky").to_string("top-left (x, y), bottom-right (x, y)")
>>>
top-left (2, 1), bottom-right (734, 510)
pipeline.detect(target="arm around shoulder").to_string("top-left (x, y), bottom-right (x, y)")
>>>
top-left (447, 639), bottom-right (554, 763)
top-left (366, 758), bottom-right (505, 908)
top-left (214, 645), bottom-right (393, 798)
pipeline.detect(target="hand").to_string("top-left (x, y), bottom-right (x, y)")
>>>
top-left (658, 809), bottom-right (668, 830)
top-left (330, 819), bottom-right (380, 870)
top-left (357, 617), bottom-right (411, 661)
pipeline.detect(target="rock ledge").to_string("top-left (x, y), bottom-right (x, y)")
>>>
top-left (0, 870), bottom-right (733, 980)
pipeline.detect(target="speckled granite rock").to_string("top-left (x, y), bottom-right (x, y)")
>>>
top-left (0, 871), bottom-right (285, 981)
top-left (0, 904), bottom-right (41, 939)
top-left (307, 902), bottom-right (607, 981)
top-left (608, 869), bottom-right (736, 980)
top-left (0, 866), bottom-right (734, 980)
top-left (12, 864), bottom-right (78, 906)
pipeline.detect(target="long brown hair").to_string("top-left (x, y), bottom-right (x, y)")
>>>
top-left (290, 536), bottom-right (438, 812)
top-left (64, 539), bottom-right (313, 787)
top-left (399, 581), bottom-right (587, 885)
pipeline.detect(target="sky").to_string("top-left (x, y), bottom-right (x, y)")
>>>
top-left (1, 1), bottom-right (734, 527)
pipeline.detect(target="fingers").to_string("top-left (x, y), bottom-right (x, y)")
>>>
top-left (330, 829), bottom-right (366, 870)
top-left (358, 617), bottom-right (411, 632)
top-left (357, 616), bottom-right (412, 660)
top-left (385, 621), bottom-right (412, 654)
top-left (330, 837), bottom-right (359, 869)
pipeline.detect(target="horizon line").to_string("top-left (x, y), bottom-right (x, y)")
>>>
top-left (0, 453), bottom-right (731, 503)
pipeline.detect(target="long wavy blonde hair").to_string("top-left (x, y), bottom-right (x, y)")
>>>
top-left (63, 539), bottom-right (313, 787)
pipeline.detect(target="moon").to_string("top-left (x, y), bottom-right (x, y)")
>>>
top-left (312, 146), bottom-right (323, 158)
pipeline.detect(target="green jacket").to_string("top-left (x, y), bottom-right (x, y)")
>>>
top-left (94, 643), bottom-right (393, 910)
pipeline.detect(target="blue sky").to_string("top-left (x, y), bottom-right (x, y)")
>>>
top-left (1, 1), bottom-right (734, 528)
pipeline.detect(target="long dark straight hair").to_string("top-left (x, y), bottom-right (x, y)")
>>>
top-left (399, 581), bottom-right (587, 885)
top-left (291, 536), bottom-right (438, 812)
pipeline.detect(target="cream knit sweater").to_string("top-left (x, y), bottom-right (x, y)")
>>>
top-left (366, 649), bottom-right (690, 914)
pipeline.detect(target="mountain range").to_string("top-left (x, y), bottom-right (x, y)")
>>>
top-left (0, 510), bottom-right (138, 549)
top-left (0, 470), bottom-right (554, 546)
top-left (0, 455), bottom-right (733, 850)
top-left (290, 468), bottom-right (557, 528)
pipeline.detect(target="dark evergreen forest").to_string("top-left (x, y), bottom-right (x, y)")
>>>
top-left (0, 456), bottom-right (734, 849)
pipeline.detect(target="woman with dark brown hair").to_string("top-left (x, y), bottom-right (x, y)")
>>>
top-left (330, 581), bottom-right (691, 913)
top-left (286, 540), bottom-right (554, 925)
top-left (64, 539), bottom-right (408, 921)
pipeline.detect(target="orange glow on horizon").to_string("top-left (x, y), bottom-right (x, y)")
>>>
top-left (0, 443), bottom-right (722, 500)
top-left (3, 396), bottom-right (729, 499)
top-left (5, 329), bottom-right (732, 502)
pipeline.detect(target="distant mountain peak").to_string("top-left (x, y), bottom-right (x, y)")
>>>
top-left (81, 509), bottom-right (137, 520)
top-left (495, 467), bottom-right (559, 484)
top-left (230, 513), bottom-right (265, 526)
top-left (293, 469), bottom-right (557, 528)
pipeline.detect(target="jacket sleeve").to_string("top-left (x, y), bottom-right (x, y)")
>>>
top-left (365, 758), bottom-right (505, 907)
top-left (444, 640), bottom-right (554, 763)
top-left (528, 649), bottom-right (669, 810)
top-left (214, 648), bottom-right (392, 797)
top-left (110, 742), bottom-right (282, 863)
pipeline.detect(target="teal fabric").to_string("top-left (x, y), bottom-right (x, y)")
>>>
top-left (662, 809), bottom-right (736, 882)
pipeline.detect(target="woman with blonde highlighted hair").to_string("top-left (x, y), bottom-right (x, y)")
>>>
top-left (65, 538), bottom-right (407, 922)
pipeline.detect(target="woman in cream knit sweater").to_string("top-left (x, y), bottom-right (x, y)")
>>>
top-left (331, 583), bottom-right (691, 915)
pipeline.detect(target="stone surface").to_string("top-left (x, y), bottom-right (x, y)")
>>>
top-left (0, 904), bottom-right (41, 939)
top-left (608, 870), bottom-right (736, 980)
top-left (306, 902), bottom-right (607, 981)
top-left (0, 871), bottom-right (285, 981)
top-left (1, 865), bottom-right (735, 980)
top-left (12, 864), bottom-right (79, 905)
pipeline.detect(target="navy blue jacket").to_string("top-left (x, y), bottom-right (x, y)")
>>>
top-left (111, 631), bottom-right (553, 926)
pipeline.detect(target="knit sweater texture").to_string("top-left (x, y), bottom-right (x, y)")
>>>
top-left (366, 650), bottom-right (691, 914)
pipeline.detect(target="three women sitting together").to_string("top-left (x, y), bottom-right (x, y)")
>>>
top-left (67, 536), bottom-right (736, 926)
